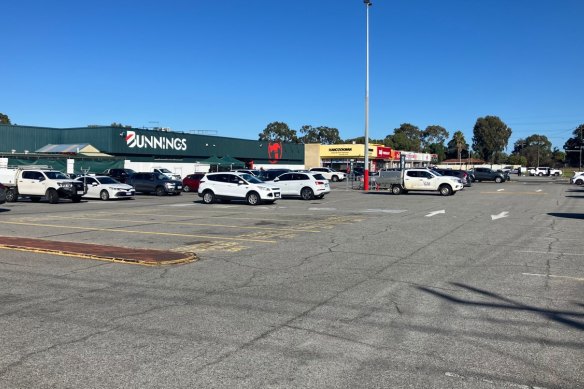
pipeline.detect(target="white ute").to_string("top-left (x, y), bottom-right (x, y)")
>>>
top-left (376, 168), bottom-right (463, 196)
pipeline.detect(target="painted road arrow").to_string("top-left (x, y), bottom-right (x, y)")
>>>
top-left (425, 210), bottom-right (446, 217)
top-left (491, 211), bottom-right (509, 220)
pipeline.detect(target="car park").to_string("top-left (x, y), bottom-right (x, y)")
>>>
top-left (102, 168), bottom-right (136, 184)
top-left (75, 175), bottom-right (135, 200)
top-left (309, 167), bottom-right (346, 182)
top-left (127, 172), bottom-right (182, 196)
top-left (198, 172), bottom-right (281, 205)
top-left (182, 173), bottom-right (205, 192)
top-left (472, 167), bottom-right (509, 183)
top-left (265, 171), bottom-right (330, 200)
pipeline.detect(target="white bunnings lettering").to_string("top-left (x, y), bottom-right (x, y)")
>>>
top-left (126, 130), bottom-right (187, 151)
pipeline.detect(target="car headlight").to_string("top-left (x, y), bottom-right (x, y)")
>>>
top-left (165, 182), bottom-right (174, 187)
top-left (257, 186), bottom-right (272, 192)
top-left (58, 182), bottom-right (73, 188)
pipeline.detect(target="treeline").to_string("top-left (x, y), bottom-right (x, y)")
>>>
top-left (258, 116), bottom-right (584, 167)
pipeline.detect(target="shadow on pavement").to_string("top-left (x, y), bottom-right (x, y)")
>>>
top-left (547, 212), bottom-right (584, 219)
top-left (418, 282), bottom-right (584, 331)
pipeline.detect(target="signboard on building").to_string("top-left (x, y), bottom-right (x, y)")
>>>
top-left (320, 144), bottom-right (375, 158)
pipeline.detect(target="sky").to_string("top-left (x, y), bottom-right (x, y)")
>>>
top-left (2, 0), bottom-right (583, 151)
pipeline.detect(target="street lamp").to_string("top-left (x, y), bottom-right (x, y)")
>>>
top-left (363, 0), bottom-right (372, 190)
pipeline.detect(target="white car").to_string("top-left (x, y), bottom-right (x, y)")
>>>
top-left (571, 171), bottom-right (584, 185)
top-left (309, 167), bottom-right (346, 182)
top-left (76, 176), bottom-right (135, 200)
top-left (266, 172), bottom-right (330, 200)
top-left (198, 172), bottom-right (281, 205)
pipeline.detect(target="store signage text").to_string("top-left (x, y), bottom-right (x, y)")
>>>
top-left (125, 130), bottom-right (187, 151)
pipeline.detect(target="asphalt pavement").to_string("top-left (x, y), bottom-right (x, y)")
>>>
top-left (0, 178), bottom-right (582, 388)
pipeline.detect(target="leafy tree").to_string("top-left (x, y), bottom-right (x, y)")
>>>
top-left (111, 122), bottom-right (132, 129)
top-left (520, 134), bottom-right (552, 167)
top-left (551, 148), bottom-right (565, 166)
top-left (422, 125), bottom-right (449, 149)
top-left (0, 113), bottom-right (11, 124)
top-left (384, 123), bottom-right (422, 151)
top-left (508, 154), bottom-right (527, 166)
top-left (299, 125), bottom-right (342, 144)
top-left (562, 124), bottom-right (584, 167)
top-left (472, 116), bottom-right (512, 163)
top-left (445, 131), bottom-right (469, 160)
top-left (258, 122), bottom-right (298, 142)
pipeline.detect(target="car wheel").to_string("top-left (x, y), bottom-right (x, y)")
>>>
top-left (300, 187), bottom-right (314, 200)
top-left (495, 177), bottom-right (503, 183)
top-left (538, 172), bottom-right (543, 176)
top-left (391, 185), bottom-right (403, 195)
top-left (30, 196), bottom-right (41, 202)
top-left (331, 175), bottom-right (339, 182)
top-left (439, 184), bottom-right (452, 196)
top-left (246, 191), bottom-right (260, 205)
top-left (576, 179), bottom-right (584, 186)
top-left (100, 190), bottom-right (110, 201)
top-left (202, 190), bottom-right (215, 204)
top-left (155, 186), bottom-right (166, 196)
top-left (5, 188), bottom-right (18, 202)
top-left (183, 185), bottom-right (191, 192)
top-left (46, 188), bottom-right (59, 204)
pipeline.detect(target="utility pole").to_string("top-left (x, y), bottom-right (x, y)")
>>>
top-left (363, 0), bottom-right (372, 191)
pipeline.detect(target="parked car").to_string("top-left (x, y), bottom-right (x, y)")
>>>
top-left (182, 173), bottom-right (205, 192)
top-left (571, 171), bottom-right (584, 185)
top-left (0, 183), bottom-right (6, 204)
top-left (198, 172), bottom-right (280, 205)
top-left (102, 168), bottom-right (136, 184)
top-left (257, 168), bottom-right (291, 181)
top-left (127, 172), bottom-right (182, 195)
top-left (309, 167), bottom-right (346, 182)
top-left (432, 168), bottom-right (472, 187)
top-left (76, 175), bottom-right (135, 200)
top-left (472, 167), bottom-right (509, 183)
top-left (265, 171), bottom-right (330, 200)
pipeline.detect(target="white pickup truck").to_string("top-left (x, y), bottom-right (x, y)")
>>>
top-left (0, 166), bottom-right (86, 203)
top-left (376, 168), bottom-right (464, 196)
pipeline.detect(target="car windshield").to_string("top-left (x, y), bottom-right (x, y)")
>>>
top-left (123, 169), bottom-right (136, 175)
top-left (96, 177), bottom-right (119, 184)
top-left (158, 168), bottom-right (172, 173)
top-left (241, 174), bottom-right (263, 184)
top-left (157, 174), bottom-right (169, 180)
top-left (312, 173), bottom-right (326, 180)
top-left (432, 171), bottom-right (443, 176)
top-left (45, 171), bottom-right (70, 180)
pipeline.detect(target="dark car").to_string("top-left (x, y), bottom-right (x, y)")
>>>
top-left (182, 173), bottom-right (205, 192)
top-left (432, 168), bottom-right (472, 187)
top-left (127, 172), bottom-right (182, 195)
top-left (102, 168), bottom-right (136, 184)
top-left (257, 169), bottom-right (291, 181)
top-left (0, 183), bottom-right (6, 204)
top-left (472, 167), bottom-right (509, 183)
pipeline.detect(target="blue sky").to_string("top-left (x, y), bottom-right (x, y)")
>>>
top-left (2, 0), bottom-right (583, 150)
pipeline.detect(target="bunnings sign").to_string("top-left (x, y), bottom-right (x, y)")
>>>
top-left (125, 130), bottom-right (187, 151)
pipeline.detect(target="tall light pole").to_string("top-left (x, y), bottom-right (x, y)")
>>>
top-left (363, 0), bottom-right (372, 190)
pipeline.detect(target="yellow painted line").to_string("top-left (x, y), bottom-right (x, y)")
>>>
top-left (480, 191), bottom-right (546, 195)
top-left (0, 221), bottom-right (277, 243)
top-left (522, 273), bottom-right (584, 282)
top-left (0, 245), bottom-right (196, 266)
top-left (49, 215), bottom-right (321, 233)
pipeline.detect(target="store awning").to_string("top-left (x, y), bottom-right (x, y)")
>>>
top-left (35, 143), bottom-right (113, 157)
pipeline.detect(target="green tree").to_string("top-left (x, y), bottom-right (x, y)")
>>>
top-left (299, 125), bottom-right (342, 144)
top-left (258, 122), bottom-right (298, 142)
top-left (562, 124), bottom-right (584, 167)
top-left (445, 131), bottom-right (468, 160)
top-left (111, 122), bottom-right (132, 129)
top-left (384, 123), bottom-right (422, 151)
top-left (472, 116), bottom-right (512, 163)
top-left (521, 134), bottom-right (552, 167)
top-left (551, 148), bottom-right (565, 166)
top-left (508, 154), bottom-right (527, 166)
top-left (0, 113), bottom-right (11, 124)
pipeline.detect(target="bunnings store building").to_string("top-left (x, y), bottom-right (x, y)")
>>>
top-left (0, 125), bottom-right (305, 176)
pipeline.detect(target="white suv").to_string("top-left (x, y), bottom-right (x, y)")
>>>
top-left (265, 172), bottom-right (330, 200)
top-left (309, 167), bottom-right (346, 182)
top-left (198, 172), bottom-right (281, 205)
top-left (571, 171), bottom-right (584, 185)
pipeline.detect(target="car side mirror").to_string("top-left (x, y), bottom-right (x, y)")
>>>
top-left (274, 178), bottom-right (280, 182)
top-left (92, 182), bottom-right (98, 186)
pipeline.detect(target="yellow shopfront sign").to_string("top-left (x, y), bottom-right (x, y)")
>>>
top-left (320, 144), bottom-right (376, 158)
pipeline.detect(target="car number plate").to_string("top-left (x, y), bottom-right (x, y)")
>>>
top-left (177, 186), bottom-right (182, 189)
top-left (275, 193), bottom-right (280, 198)
top-left (77, 190), bottom-right (85, 194)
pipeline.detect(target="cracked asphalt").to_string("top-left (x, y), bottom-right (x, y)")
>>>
top-left (0, 177), bottom-right (582, 388)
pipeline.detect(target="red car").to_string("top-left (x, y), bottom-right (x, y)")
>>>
top-left (182, 173), bottom-right (205, 192)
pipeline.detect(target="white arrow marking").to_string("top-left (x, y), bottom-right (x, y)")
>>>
top-left (536, 189), bottom-right (542, 192)
top-left (497, 188), bottom-right (505, 192)
top-left (425, 210), bottom-right (445, 217)
top-left (491, 211), bottom-right (509, 220)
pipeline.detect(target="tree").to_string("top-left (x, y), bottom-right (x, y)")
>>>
top-left (111, 122), bottom-right (132, 129)
top-left (299, 125), bottom-right (342, 144)
top-left (562, 124), bottom-right (584, 167)
top-left (518, 134), bottom-right (552, 167)
top-left (344, 136), bottom-right (385, 145)
top-left (445, 131), bottom-right (469, 160)
top-left (384, 123), bottom-right (422, 151)
top-left (0, 113), bottom-right (11, 124)
top-left (258, 122), bottom-right (298, 142)
top-left (472, 116), bottom-right (512, 163)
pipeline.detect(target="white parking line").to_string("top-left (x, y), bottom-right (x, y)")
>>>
top-left (522, 273), bottom-right (584, 282)
top-left (362, 209), bottom-right (407, 214)
top-left (309, 207), bottom-right (337, 211)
